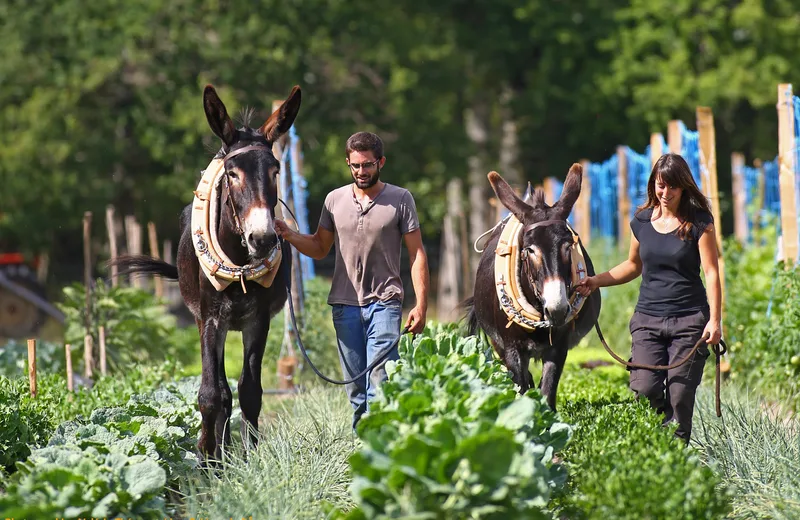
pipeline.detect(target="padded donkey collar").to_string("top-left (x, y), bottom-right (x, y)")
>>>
top-left (190, 158), bottom-right (282, 292)
top-left (494, 215), bottom-right (588, 331)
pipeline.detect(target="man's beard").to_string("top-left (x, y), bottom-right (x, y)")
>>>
top-left (352, 168), bottom-right (381, 189)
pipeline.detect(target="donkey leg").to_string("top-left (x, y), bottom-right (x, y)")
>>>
top-left (239, 316), bottom-right (269, 449)
top-left (197, 317), bottom-right (228, 460)
top-left (540, 346), bottom-right (569, 411)
top-left (504, 347), bottom-right (532, 394)
top-left (216, 348), bottom-right (233, 454)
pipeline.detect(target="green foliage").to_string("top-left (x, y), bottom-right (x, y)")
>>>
top-left (0, 340), bottom-right (75, 378)
top-left (722, 220), bottom-right (780, 346)
top-left (551, 365), bottom-right (731, 519)
top-left (720, 221), bottom-right (800, 409)
top-left (58, 279), bottom-right (197, 371)
top-left (733, 265), bottom-right (800, 408)
top-left (4, 0), bottom-right (795, 263)
top-left (337, 323), bottom-right (571, 519)
top-left (0, 361), bottom-right (177, 473)
top-left (694, 385), bottom-right (800, 519)
top-left (0, 376), bottom-right (200, 517)
top-left (0, 378), bottom-right (52, 471)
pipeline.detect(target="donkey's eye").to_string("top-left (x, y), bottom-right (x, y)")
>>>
top-left (227, 171), bottom-right (239, 181)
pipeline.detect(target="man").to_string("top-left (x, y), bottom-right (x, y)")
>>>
top-left (275, 131), bottom-right (429, 429)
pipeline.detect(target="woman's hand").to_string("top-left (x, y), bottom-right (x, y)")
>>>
top-left (702, 319), bottom-right (722, 344)
top-left (575, 276), bottom-right (600, 297)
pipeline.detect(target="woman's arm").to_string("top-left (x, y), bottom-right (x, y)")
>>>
top-left (575, 235), bottom-right (642, 295)
top-left (698, 224), bottom-right (722, 344)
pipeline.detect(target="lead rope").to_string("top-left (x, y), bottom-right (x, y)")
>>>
top-left (594, 321), bottom-right (727, 417)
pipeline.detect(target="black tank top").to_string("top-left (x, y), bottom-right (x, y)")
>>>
top-left (631, 207), bottom-right (713, 316)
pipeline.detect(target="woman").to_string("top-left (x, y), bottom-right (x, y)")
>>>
top-left (575, 152), bottom-right (722, 443)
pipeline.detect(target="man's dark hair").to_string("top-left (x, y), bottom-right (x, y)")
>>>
top-left (345, 132), bottom-right (384, 159)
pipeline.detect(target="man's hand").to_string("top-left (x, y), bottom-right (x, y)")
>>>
top-left (405, 306), bottom-right (426, 334)
top-left (274, 219), bottom-right (293, 239)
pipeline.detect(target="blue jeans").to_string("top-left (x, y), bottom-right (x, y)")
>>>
top-left (332, 300), bottom-right (402, 429)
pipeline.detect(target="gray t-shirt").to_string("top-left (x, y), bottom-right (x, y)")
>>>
top-left (319, 183), bottom-right (420, 306)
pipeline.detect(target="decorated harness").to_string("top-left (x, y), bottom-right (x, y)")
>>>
top-left (494, 216), bottom-right (588, 331)
top-left (190, 145), bottom-right (282, 293)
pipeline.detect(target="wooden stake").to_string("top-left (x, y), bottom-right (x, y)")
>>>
top-left (577, 160), bottom-right (592, 245)
top-left (99, 325), bottom-right (107, 376)
top-left (106, 205), bottom-right (119, 287)
top-left (543, 177), bottom-right (556, 206)
top-left (616, 146), bottom-right (630, 250)
top-left (731, 152), bottom-right (747, 244)
top-left (650, 133), bottom-right (664, 168)
top-left (777, 83), bottom-right (798, 265)
top-left (696, 106), bottom-right (726, 319)
top-left (754, 158), bottom-right (765, 235)
top-left (147, 222), bottom-right (163, 299)
top-left (125, 215), bottom-right (143, 288)
top-left (83, 211), bottom-right (94, 379)
top-left (27, 339), bottom-right (37, 397)
top-left (667, 120), bottom-right (682, 156)
top-left (36, 252), bottom-right (49, 284)
top-left (65, 343), bottom-right (74, 392)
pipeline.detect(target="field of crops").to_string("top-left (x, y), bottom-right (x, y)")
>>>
top-left (1, 230), bottom-right (799, 518)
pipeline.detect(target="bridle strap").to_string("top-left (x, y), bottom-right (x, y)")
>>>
top-left (219, 143), bottom-right (271, 242)
top-left (222, 143), bottom-right (271, 162)
top-left (523, 219), bottom-right (579, 236)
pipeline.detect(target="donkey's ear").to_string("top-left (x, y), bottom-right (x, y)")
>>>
top-left (260, 85), bottom-right (302, 143)
top-left (203, 85), bottom-right (237, 148)
top-left (552, 163), bottom-right (583, 219)
top-left (488, 171), bottom-right (530, 221)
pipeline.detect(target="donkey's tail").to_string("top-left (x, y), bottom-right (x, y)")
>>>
top-left (108, 255), bottom-right (179, 280)
top-left (459, 296), bottom-right (480, 336)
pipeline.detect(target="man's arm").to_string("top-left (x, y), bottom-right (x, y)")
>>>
top-left (275, 220), bottom-right (334, 260)
top-left (403, 228), bottom-right (429, 334)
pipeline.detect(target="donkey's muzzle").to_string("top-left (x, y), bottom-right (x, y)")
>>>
top-left (247, 230), bottom-right (279, 259)
top-left (542, 278), bottom-right (570, 326)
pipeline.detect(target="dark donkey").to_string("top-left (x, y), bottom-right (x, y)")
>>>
top-left (465, 164), bottom-right (601, 410)
top-left (113, 84), bottom-right (301, 458)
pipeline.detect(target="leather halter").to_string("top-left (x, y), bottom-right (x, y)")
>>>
top-left (190, 143), bottom-right (282, 293)
top-left (494, 216), bottom-right (588, 331)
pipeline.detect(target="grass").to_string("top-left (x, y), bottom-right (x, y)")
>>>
top-left (694, 384), bottom-right (800, 519)
top-left (180, 386), bottom-right (357, 519)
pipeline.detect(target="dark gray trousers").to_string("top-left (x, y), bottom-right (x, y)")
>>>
top-left (628, 309), bottom-right (710, 443)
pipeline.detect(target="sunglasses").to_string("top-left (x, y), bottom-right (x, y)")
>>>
top-left (348, 159), bottom-right (380, 171)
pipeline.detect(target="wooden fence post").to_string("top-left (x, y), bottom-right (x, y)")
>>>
top-left (65, 343), bottom-right (74, 392)
top-left (543, 177), bottom-right (556, 206)
top-left (667, 120), bottom-right (682, 157)
top-left (754, 158), bottom-right (765, 235)
top-left (577, 160), bottom-right (592, 245)
top-left (696, 107), bottom-right (726, 318)
top-left (616, 146), bottom-right (630, 250)
top-left (650, 133), bottom-right (664, 168)
top-left (731, 152), bottom-right (748, 244)
top-left (147, 222), bottom-right (163, 299)
top-left (99, 325), bottom-right (107, 376)
top-left (124, 216), bottom-right (143, 288)
top-left (106, 205), bottom-right (119, 287)
top-left (83, 211), bottom-right (94, 379)
top-left (437, 179), bottom-right (464, 323)
top-left (777, 83), bottom-right (798, 266)
top-left (27, 339), bottom-right (37, 396)
top-left (273, 100), bottom-right (300, 389)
